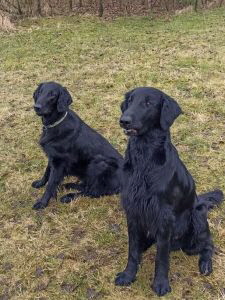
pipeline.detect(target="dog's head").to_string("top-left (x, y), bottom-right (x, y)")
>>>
top-left (33, 81), bottom-right (72, 116)
top-left (120, 87), bottom-right (182, 136)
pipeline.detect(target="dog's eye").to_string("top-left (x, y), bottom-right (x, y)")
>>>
top-left (52, 94), bottom-right (57, 99)
top-left (145, 98), bottom-right (151, 107)
top-left (48, 94), bottom-right (57, 101)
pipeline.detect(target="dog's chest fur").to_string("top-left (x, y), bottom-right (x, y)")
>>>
top-left (40, 128), bottom-right (67, 155)
top-left (121, 135), bottom-right (193, 237)
top-left (122, 136), bottom-right (174, 199)
top-left (39, 127), bottom-right (80, 168)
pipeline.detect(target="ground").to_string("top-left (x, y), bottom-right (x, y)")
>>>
top-left (0, 8), bottom-right (225, 300)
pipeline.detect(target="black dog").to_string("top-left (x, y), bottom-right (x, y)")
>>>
top-left (32, 81), bottom-right (123, 210)
top-left (115, 87), bottom-right (223, 296)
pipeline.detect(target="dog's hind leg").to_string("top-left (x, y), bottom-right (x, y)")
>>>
top-left (62, 182), bottom-right (84, 191)
top-left (192, 202), bottom-right (214, 276)
top-left (60, 192), bottom-right (82, 203)
top-left (198, 241), bottom-right (214, 276)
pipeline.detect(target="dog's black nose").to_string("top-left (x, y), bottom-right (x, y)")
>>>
top-left (34, 104), bottom-right (42, 111)
top-left (120, 115), bottom-right (132, 126)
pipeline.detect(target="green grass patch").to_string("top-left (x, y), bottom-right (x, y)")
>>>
top-left (0, 8), bottom-right (225, 300)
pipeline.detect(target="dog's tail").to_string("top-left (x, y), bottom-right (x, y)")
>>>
top-left (197, 189), bottom-right (224, 210)
top-left (190, 190), bottom-right (224, 247)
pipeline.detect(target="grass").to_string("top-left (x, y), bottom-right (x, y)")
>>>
top-left (0, 8), bottom-right (225, 300)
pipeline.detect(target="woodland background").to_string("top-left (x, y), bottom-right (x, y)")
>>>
top-left (0, 0), bottom-right (224, 20)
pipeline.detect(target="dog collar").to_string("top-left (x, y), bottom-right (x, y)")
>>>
top-left (43, 111), bottom-right (68, 129)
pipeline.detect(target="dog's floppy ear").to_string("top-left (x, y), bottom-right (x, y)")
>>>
top-left (121, 89), bottom-right (135, 112)
top-left (33, 83), bottom-right (43, 102)
top-left (57, 86), bottom-right (73, 112)
top-left (160, 93), bottom-right (182, 130)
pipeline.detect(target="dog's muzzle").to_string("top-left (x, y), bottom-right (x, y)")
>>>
top-left (120, 115), bottom-right (138, 136)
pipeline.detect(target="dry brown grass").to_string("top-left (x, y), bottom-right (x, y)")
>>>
top-left (0, 10), bottom-right (15, 31)
top-left (0, 8), bottom-right (225, 299)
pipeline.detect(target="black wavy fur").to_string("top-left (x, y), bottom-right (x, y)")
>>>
top-left (32, 81), bottom-right (123, 209)
top-left (115, 87), bottom-right (224, 296)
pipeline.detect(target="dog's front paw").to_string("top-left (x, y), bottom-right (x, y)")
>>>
top-left (152, 278), bottom-right (171, 296)
top-left (32, 180), bottom-right (45, 189)
top-left (32, 200), bottom-right (48, 210)
top-left (115, 272), bottom-right (135, 286)
top-left (199, 258), bottom-right (212, 276)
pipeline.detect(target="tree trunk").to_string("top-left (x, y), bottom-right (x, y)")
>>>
top-left (163, 0), bottom-right (169, 11)
top-left (142, 0), bottom-right (149, 8)
top-left (69, 0), bottom-right (73, 10)
top-left (37, 0), bottom-right (42, 15)
top-left (16, 0), bottom-right (23, 15)
top-left (194, 0), bottom-right (198, 11)
top-left (119, 0), bottom-right (122, 10)
top-left (98, 0), bottom-right (103, 17)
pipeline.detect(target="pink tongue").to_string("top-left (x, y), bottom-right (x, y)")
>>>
top-left (127, 129), bottom-right (137, 134)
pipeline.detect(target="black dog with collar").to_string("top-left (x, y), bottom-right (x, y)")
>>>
top-left (115, 87), bottom-right (223, 296)
top-left (32, 81), bottom-right (123, 210)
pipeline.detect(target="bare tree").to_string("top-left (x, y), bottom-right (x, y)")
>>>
top-left (0, 0), bottom-right (222, 19)
top-left (37, 0), bottom-right (42, 15)
top-left (119, 0), bottom-right (122, 10)
top-left (194, 0), bottom-right (198, 11)
top-left (163, 0), bottom-right (169, 11)
top-left (16, 0), bottom-right (23, 15)
top-left (98, 0), bottom-right (103, 17)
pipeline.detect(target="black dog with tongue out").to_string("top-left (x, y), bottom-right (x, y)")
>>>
top-left (115, 87), bottom-right (223, 296)
top-left (32, 81), bottom-right (123, 210)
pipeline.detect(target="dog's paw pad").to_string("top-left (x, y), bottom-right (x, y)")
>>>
top-left (115, 272), bottom-right (135, 286)
top-left (199, 259), bottom-right (212, 276)
top-left (152, 279), bottom-right (171, 296)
